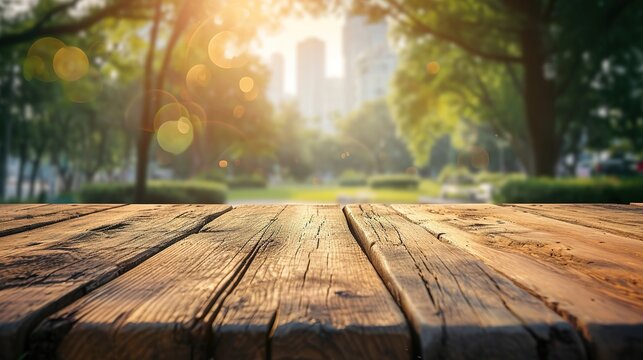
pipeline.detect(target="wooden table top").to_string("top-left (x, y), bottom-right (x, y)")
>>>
top-left (0, 203), bottom-right (641, 360)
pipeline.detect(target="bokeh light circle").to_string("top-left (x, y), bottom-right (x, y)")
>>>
top-left (177, 116), bottom-right (191, 134)
top-left (243, 87), bottom-right (259, 102)
top-left (157, 118), bottom-right (194, 155)
top-left (185, 64), bottom-right (212, 94)
top-left (25, 37), bottom-right (66, 82)
top-left (124, 90), bottom-right (180, 132)
top-left (233, 105), bottom-right (245, 119)
top-left (239, 76), bottom-right (254, 93)
top-left (53, 46), bottom-right (89, 81)
top-left (427, 61), bottom-right (440, 75)
top-left (154, 103), bottom-right (190, 131)
top-left (208, 31), bottom-right (248, 69)
top-left (219, 160), bottom-right (228, 168)
top-left (182, 101), bottom-right (207, 133)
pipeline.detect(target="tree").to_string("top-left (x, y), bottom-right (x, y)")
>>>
top-left (338, 99), bottom-right (413, 174)
top-left (272, 102), bottom-right (314, 181)
top-left (350, 0), bottom-right (643, 175)
top-left (1, 0), bottom-right (283, 201)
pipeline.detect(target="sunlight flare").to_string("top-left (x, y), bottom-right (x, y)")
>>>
top-left (53, 47), bottom-right (89, 81)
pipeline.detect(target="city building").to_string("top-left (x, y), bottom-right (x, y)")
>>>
top-left (296, 38), bottom-right (325, 120)
top-left (343, 16), bottom-right (397, 113)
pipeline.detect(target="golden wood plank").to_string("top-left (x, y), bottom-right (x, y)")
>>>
top-left (0, 204), bottom-right (231, 359)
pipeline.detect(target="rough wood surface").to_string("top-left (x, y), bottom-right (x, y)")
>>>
top-left (345, 204), bottom-right (585, 359)
top-left (210, 205), bottom-right (410, 360)
top-left (0, 204), bottom-right (121, 237)
top-left (31, 205), bottom-right (410, 360)
top-left (631, 203), bottom-right (643, 207)
top-left (0, 204), bottom-right (50, 218)
top-left (391, 204), bottom-right (643, 359)
top-left (507, 204), bottom-right (643, 241)
top-left (0, 204), bottom-right (230, 360)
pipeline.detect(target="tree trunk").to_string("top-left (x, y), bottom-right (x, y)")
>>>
top-left (28, 152), bottom-right (42, 198)
top-left (16, 141), bottom-right (27, 200)
top-left (134, 0), bottom-right (191, 202)
top-left (520, 10), bottom-right (559, 176)
top-left (0, 114), bottom-right (11, 200)
top-left (134, 0), bottom-right (162, 203)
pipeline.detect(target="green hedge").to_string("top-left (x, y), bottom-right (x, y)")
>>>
top-left (494, 177), bottom-right (643, 203)
top-left (369, 174), bottom-right (420, 189)
top-left (474, 171), bottom-right (526, 185)
top-left (227, 175), bottom-right (267, 189)
top-left (79, 181), bottom-right (227, 203)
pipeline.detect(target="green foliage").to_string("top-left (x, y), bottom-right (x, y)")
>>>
top-left (338, 100), bottom-right (413, 174)
top-left (338, 170), bottom-right (367, 187)
top-left (272, 102), bottom-right (314, 181)
top-left (227, 174), bottom-right (267, 189)
top-left (494, 177), bottom-right (643, 204)
top-left (351, 0), bottom-right (643, 175)
top-left (474, 171), bottom-right (526, 185)
top-left (79, 181), bottom-right (226, 203)
top-left (369, 174), bottom-right (419, 190)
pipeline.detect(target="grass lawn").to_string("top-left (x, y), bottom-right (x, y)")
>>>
top-left (228, 180), bottom-right (441, 203)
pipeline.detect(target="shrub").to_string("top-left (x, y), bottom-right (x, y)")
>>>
top-left (494, 177), bottom-right (643, 203)
top-left (369, 174), bottom-right (420, 189)
top-left (79, 181), bottom-right (227, 204)
top-left (475, 171), bottom-right (526, 185)
top-left (227, 174), bottom-right (267, 189)
top-left (438, 165), bottom-right (475, 185)
top-left (338, 170), bottom-right (367, 187)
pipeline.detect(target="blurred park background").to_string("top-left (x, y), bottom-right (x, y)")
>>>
top-left (0, 0), bottom-right (642, 205)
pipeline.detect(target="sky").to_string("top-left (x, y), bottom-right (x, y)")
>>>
top-left (252, 15), bottom-right (345, 95)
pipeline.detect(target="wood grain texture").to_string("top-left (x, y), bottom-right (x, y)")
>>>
top-left (631, 203), bottom-right (643, 207)
top-left (507, 204), bottom-right (643, 241)
top-left (31, 205), bottom-right (410, 360)
top-left (345, 204), bottom-right (585, 360)
top-left (0, 204), bottom-right (230, 360)
top-left (210, 205), bottom-right (410, 360)
top-left (0, 204), bottom-right (50, 218)
top-left (391, 204), bottom-right (643, 360)
top-left (0, 204), bottom-right (121, 237)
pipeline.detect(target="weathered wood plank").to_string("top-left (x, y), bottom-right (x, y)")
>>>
top-left (31, 205), bottom-right (410, 360)
top-left (631, 203), bottom-right (643, 207)
top-left (0, 204), bottom-right (121, 237)
top-left (211, 205), bottom-right (410, 359)
top-left (392, 204), bottom-right (643, 359)
top-left (508, 203), bottom-right (643, 241)
top-left (0, 204), bottom-right (49, 218)
top-left (0, 204), bottom-right (231, 360)
top-left (345, 204), bottom-right (585, 359)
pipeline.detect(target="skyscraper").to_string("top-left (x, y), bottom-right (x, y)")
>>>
top-left (267, 53), bottom-right (285, 106)
top-left (343, 16), bottom-right (397, 112)
top-left (296, 38), bottom-right (325, 120)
